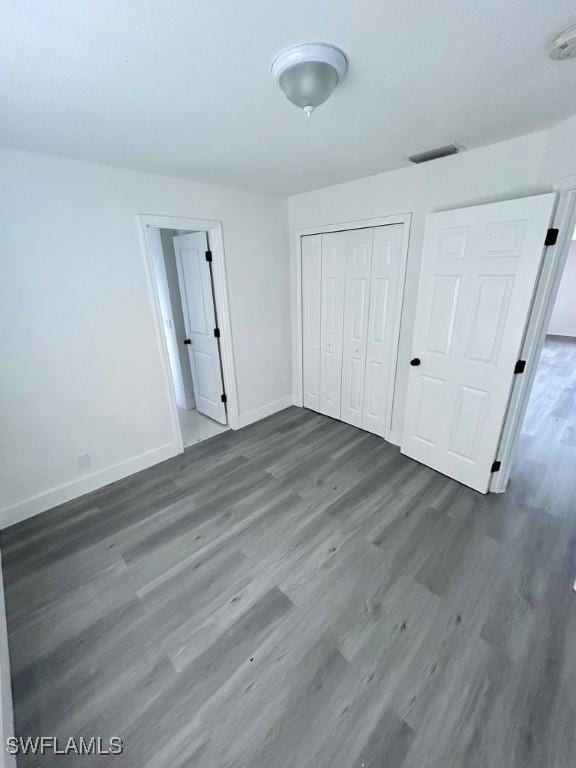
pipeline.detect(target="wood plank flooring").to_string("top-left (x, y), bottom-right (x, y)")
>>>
top-left (2, 338), bottom-right (576, 767)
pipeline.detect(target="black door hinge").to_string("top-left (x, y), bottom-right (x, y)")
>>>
top-left (214, 328), bottom-right (221, 338)
top-left (491, 460), bottom-right (501, 473)
top-left (205, 250), bottom-right (213, 262)
top-left (183, 338), bottom-right (191, 345)
top-left (221, 393), bottom-right (227, 404)
top-left (514, 360), bottom-right (526, 374)
top-left (545, 228), bottom-right (559, 247)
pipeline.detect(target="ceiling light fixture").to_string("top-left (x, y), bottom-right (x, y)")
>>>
top-left (549, 24), bottom-right (576, 60)
top-left (272, 43), bottom-right (348, 117)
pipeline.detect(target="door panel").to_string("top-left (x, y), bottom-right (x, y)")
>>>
top-left (448, 385), bottom-right (488, 460)
top-left (427, 275), bottom-right (460, 354)
top-left (414, 375), bottom-right (445, 446)
top-left (465, 275), bottom-right (513, 362)
top-left (362, 224), bottom-right (404, 437)
top-left (174, 232), bottom-right (227, 424)
top-left (401, 194), bottom-right (556, 492)
top-left (302, 235), bottom-right (322, 411)
top-left (341, 228), bottom-right (373, 426)
top-left (320, 232), bottom-right (346, 418)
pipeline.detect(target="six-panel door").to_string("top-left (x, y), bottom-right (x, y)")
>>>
top-left (302, 235), bottom-right (322, 411)
top-left (319, 232), bottom-right (346, 419)
top-left (401, 194), bottom-right (556, 492)
top-left (363, 224), bottom-right (404, 437)
top-left (174, 232), bottom-right (227, 425)
top-left (341, 228), bottom-right (373, 427)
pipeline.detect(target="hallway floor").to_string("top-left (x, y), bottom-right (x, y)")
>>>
top-left (177, 406), bottom-right (228, 447)
top-left (2, 340), bottom-right (576, 766)
top-left (512, 336), bottom-right (576, 501)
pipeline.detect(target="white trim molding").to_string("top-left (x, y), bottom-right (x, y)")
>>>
top-left (237, 396), bottom-right (293, 429)
top-left (0, 441), bottom-right (179, 529)
top-left (138, 214), bottom-right (241, 439)
top-left (490, 180), bottom-right (576, 492)
top-left (291, 213), bottom-right (412, 445)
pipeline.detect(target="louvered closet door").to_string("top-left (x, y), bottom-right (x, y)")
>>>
top-left (301, 235), bottom-right (322, 411)
top-left (319, 231), bottom-right (346, 418)
top-left (362, 224), bottom-right (404, 437)
top-left (340, 228), bottom-right (374, 427)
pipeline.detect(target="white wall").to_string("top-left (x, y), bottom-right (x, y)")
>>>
top-left (289, 129), bottom-right (554, 442)
top-left (0, 554), bottom-right (16, 768)
top-left (548, 240), bottom-right (576, 338)
top-left (0, 147), bottom-right (290, 526)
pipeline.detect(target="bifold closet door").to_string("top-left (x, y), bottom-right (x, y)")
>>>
top-left (362, 224), bottom-right (404, 437)
top-left (301, 234), bottom-right (322, 411)
top-left (319, 231), bottom-right (346, 418)
top-left (340, 228), bottom-right (373, 427)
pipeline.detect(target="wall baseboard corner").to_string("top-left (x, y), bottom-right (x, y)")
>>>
top-left (237, 396), bottom-right (293, 429)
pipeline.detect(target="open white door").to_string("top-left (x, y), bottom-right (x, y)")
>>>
top-left (401, 193), bottom-right (556, 493)
top-left (174, 232), bottom-right (227, 425)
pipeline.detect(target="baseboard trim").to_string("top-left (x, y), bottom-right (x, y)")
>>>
top-left (176, 397), bottom-right (196, 410)
top-left (546, 333), bottom-right (576, 343)
top-left (0, 441), bottom-right (181, 530)
top-left (237, 396), bottom-right (293, 429)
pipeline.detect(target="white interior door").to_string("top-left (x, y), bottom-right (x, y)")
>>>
top-left (341, 228), bottom-right (373, 427)
top-left (362, 224), bottom-right (404, 438)
top-left (401, 193), bottom-right (556, 493)
top-left (320, 231), bottom-right (346, 418)
top-left (302, 235), bottom-right (322, 411)
top-left (174, 232), bottom-right (227, 425)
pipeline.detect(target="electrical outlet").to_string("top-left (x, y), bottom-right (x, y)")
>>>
top-left (77, 453), bottom-right (91, 469)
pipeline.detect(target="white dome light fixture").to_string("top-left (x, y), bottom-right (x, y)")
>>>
top-left (549, 24), bottom-right (576, 60)
top-left (272, 42), bottom-right (348, 117)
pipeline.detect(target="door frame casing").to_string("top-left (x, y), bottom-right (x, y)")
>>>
top-left (490, 177), bottom-right (576, 492)
top-left (138, 214), bottom-right (240, 457)
top-left (292, 213), bottom-right (412, 445)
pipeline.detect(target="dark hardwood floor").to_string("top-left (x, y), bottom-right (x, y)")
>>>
top-left (2, 338), bottom-right (576, 767)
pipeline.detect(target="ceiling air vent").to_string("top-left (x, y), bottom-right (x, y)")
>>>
top-left (408, 144), bottom-right (464, 164)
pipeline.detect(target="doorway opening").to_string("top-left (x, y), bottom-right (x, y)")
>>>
top-left (488, 182), bottom-right (576, 493)
top-left (509, 221), bottom-right (576, 499)
top-left (142, 216), bottom-right (237, 449)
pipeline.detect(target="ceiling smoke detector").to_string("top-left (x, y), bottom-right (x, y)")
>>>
top-left (272, 43), bottom-right (348, 117)
top-left (549, 25), bottom-right (576, 60)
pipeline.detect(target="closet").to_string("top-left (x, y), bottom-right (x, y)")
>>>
top-left (301, 224), bottom-right (405, 440)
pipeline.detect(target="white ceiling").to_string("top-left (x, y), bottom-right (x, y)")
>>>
top-left (2, 0), bottom-right (576, 195)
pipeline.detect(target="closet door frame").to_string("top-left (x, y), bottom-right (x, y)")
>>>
top-left (294, 213), bottom-right (411, 445)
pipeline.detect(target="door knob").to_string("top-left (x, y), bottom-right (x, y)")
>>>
top-left (183, 338), bottom-right (192, 345)
top-left (410, 357), bottom-right (421, 366)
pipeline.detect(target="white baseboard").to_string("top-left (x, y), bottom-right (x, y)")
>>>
top-left (237, 396), bottom-right (294, 429)
top-left (176, 396), bottom-right (196, 410)
top-left (0, 441), bottom-right (180, 530)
